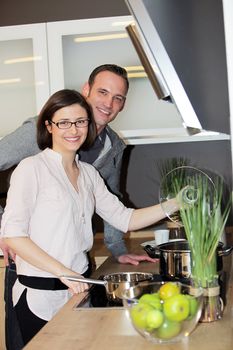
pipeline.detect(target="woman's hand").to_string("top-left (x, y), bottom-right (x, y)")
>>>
top-left (0, 237), bottom-right (16, 266)
top-left (59, 274), bottom-right (89, 295)
top-left (176, 185), bottom-right (197, 209)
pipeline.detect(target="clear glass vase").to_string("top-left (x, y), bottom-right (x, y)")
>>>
top-left (200, 283), bottom-right (224, 322)
top-left (191, 259), bottom-right (223, 322)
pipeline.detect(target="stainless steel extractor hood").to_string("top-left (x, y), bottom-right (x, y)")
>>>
top-left (125, 0), bottom-right (230, 138)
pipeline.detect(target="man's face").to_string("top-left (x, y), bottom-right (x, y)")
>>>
top-left (82, 71), bottom-right (128, 133)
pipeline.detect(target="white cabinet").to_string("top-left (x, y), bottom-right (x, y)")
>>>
top-left (223, 0), bottom-right (233, 178)
top-left (0, 16), bottom-right (230, 144)
top-left (0, 23), bottom-right (50, 137)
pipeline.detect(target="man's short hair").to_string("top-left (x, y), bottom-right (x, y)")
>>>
top-left (88, 64), bottom-right (129, 92)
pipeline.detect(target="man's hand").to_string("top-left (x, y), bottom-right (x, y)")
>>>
top-left (0, 237), bottom-right (16, 266)
top-left (117, 254), bottom-right (157, 266)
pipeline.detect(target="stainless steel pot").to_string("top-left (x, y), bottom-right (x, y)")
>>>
top-left (143, 240), bottom-right (233, 280)
top-left (63, 272), bottom-right (153, 302)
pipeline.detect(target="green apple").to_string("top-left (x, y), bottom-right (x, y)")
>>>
top-left (130, 303), bottom-right (154, 329)
top-left (157, 319), bottom-right (181, 339)
top-left (146, 309), bottom-right (164, 330)
top-left (185, 295), bottom-right (198, 318)
top-left (139, 293), bottom-right (163, 310)
top-left (164, 294), bottom-right (190, 322)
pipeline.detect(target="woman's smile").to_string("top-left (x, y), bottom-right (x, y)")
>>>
top-left (64, 136), bottom-right (81, 143)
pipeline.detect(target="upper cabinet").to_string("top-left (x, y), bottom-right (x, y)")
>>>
top-left (0, 23), bottom-right (50, 137)
top-left (0, 14), bottom-right (231, 144)
top-left (125, 0), bottom-right (231, 140)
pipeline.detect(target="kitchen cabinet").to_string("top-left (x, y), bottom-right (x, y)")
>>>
top-left (46, 16), bottom-right (230, 145)
top-left (0, 23), bottom-right (50, 138)
top-left (0, 16), bottom-right (230, 144)
top-left (223, 0), bottom-right (233, 174)
top-left (0, 258), bottom-right (5, 350)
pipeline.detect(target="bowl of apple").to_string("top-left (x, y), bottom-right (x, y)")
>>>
top-left (122, 281), bottom-right (203, 344)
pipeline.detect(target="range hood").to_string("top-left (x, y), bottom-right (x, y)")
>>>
top-left (124, 0), bottom-right (230, 139)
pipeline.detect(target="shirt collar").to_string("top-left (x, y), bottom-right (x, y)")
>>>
top-left (44, 147), bottom-right (79, 163)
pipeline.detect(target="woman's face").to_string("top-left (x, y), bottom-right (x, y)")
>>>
top-left (46, 103), bottom-right (89, 154)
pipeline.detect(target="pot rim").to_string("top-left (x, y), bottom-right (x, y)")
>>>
top-left (155, 240), bottom-right (228, 253)
top-left (156, 240), bottom-right (191, 253)
top-left (103, 271), bottom-right (153, 282)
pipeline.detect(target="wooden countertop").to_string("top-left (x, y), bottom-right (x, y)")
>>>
top-left (24, 239), bottom-right (233, 350)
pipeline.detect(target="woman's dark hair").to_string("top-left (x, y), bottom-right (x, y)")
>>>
top-left (37, 89), bottom-right (96, 150)
top-left (88, 64), bottom-right (129, 92)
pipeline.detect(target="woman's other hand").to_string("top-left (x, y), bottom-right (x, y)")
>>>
top-left (0, 237), bottom-right (16, 266)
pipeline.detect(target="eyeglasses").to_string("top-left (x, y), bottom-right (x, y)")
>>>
top-left (49, 119), bottom-right (90, 129)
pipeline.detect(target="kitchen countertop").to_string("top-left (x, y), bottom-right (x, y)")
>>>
top-left (24, 239), bottom-right (233, 350)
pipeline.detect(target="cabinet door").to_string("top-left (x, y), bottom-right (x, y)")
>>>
top-left (0, 24), bottom-right (50, 137)
top-left (47, 16), bottom-right (184, 144)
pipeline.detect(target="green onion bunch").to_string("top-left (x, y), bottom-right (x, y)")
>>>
top-left (179, 176), bottom-right (231, 288)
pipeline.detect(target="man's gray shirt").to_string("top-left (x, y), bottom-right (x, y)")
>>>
top-left (0, 117), bottom-right (127, 257)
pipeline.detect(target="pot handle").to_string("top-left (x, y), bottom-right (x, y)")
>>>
top-left (62, 275), bottom-right (108, 286)
top-left (143, 245), bottom-right (161, 259)
top-left (218, 245), bottom-right (233, 257)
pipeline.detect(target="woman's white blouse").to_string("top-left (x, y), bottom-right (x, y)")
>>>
top-left (1, 148), bottom-right (133, 320)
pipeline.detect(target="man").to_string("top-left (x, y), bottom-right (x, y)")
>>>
top-left (0, 64), bottom-right (154, 264)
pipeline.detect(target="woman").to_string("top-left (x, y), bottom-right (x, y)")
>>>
top-left (1, 89), bottom-right (179, 345)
